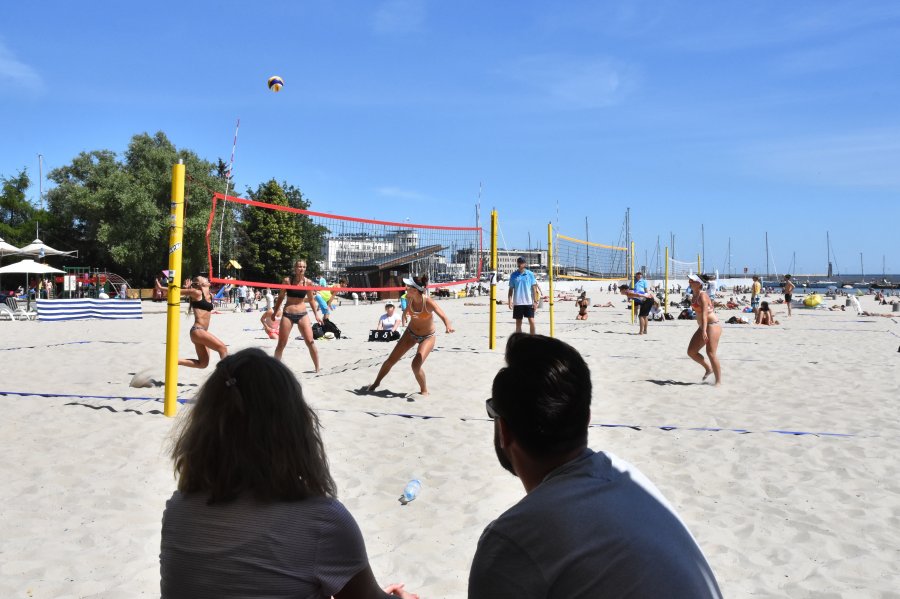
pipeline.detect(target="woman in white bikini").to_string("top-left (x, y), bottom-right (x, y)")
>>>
top-left (686, 274), bottom-right (722, 385)
top-left (367, 274), bottom-right (454, 396)
top-left (157, 276), bottom-right (227, 369)
top-left (273, 260), bottom-right (324, 372)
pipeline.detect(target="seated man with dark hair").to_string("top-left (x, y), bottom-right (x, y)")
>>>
top-left (469, 334), bottom-right (722, 599)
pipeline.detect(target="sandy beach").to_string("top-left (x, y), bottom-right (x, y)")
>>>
top-left (1, 287), bottom-right (898, 598)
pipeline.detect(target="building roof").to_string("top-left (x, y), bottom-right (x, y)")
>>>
top-left (344, 244), bottom-right (446, 272)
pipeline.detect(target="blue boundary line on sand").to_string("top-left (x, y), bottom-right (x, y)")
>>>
top-left (1, 391), bottom-right (862, 437)
top-left (0, 340), bottom-right (138, 352)
top-left (0, 390), bottom-right (189, 403)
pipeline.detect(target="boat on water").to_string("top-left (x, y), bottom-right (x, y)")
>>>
top-left (871, 279), bottom-right (900, 290)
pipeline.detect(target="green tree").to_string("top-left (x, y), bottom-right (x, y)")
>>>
top-left (241, 180), bottom-right (305, 283)
top-left (282, 183), bottom-right (330, 278)
top-left (45, 132), bottom-right (226, 284)
top-left (0, 169), bottom-right (39, 246)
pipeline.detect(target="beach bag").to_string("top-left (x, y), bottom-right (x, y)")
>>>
top-left (311, 322), bottom-right (325, 339)
top-left (323, 319), bottom-right (341, 339)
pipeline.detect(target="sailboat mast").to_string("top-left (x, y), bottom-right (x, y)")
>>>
top-left (765, 232), bottom-right (769, 278)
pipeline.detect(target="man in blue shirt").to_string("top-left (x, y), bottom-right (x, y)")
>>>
top-left (632, 271), bottom-right (653, 335)
top-left (507, 257), bottom-right (540, 334)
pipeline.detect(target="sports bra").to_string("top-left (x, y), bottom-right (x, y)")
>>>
top-left (285, 279), bottom-right (309, 299)
top-left (191, 293), bottom-right (214, 313)
top-left (409, 297), bottom-right (433, 321)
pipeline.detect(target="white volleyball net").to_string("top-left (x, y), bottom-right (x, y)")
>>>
top-left (553, 233), bottom-right (629, 281)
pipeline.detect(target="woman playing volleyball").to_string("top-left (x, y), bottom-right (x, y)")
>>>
top-left (157, 276), bottom-right (228, 369)
top-left (273, 259), bottom-right (324, 372)
top-left (367, 274), bottom-right (453, 396)
top-left (687, 274), bottom-right (722, 385)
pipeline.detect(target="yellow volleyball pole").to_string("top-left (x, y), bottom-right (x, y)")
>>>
top-left (697, 253), bottom-right (701, 275)
top-left (164, 160), bottom-right (186, 417)
top-left (664, 246), bottom-right (669, 316)
top-left (489, 210), bottom-right (498, 350)
top-left (548, 222), bottom-right (555, 338)
top-left (630, 241), bottom-right (635, 324)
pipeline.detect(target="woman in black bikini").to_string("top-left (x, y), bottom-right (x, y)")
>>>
top-left (273, 259), bottom-right (324, 372)
top-left (576, 291), bottom-right (590, 320)
top-left (367, 274), bottom-right (453, 396)
top-left (169, 276), bottom-right (228, 369)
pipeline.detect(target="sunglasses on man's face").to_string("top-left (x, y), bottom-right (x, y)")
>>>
top-left (485, 397), bottom-right (502, 420)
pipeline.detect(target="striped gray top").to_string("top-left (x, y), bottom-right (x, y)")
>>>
top-left (160, 491), bottom-right (368, 598)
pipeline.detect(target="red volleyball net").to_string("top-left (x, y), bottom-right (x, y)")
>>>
top-left (205, 193), bottom-right (483, 295)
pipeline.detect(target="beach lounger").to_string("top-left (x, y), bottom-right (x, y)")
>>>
top-left (5, 297), bottom-right (37, 320)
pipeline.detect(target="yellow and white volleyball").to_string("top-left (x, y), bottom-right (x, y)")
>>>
top-left (267, 75), bottom-right (284, 92)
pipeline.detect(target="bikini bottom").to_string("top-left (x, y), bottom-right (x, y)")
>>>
top-left (284, 311), bottom-right (308, 324)
top-left (405, 330), bottom-right (435, 343)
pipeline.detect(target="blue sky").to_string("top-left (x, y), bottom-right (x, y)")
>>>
top-left (2, 1), bottom-right (899, 276)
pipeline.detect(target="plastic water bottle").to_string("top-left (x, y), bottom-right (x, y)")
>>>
top-left (402, 479), bottom-right (421, 504)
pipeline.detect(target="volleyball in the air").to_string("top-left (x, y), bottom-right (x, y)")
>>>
top-left (267, 76), bottom-right (284, 92)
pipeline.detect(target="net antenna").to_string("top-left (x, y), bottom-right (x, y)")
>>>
top-left (205, 193), bottom-right (482, 295)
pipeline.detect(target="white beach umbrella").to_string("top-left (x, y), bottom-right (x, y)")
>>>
top-left (0, 236), bottom-right (21, 257)
top-left (0, 259), bottom-right (66, 310)
top-left (0, 258), bottom-right (66, 275)
top-left (16, 238), bottom-right (76, 258)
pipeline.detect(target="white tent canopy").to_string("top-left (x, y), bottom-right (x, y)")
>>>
top-left (17, 238), bottom-right (76, 257)
top-left (0, 258), bottom-right (66, 275)
top-left (0, 237), bottom-right (21, 257)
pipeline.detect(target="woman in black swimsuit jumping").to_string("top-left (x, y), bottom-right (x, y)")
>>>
top-left (167, 276), bottom-right (228, 369)
top-left (273, 259), bottom-right (324, 372)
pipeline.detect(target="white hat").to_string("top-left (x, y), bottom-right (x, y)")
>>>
top-left (688, 274), bottom-right (704, 284)
top-left (403, 277), bottom-right (425, 292)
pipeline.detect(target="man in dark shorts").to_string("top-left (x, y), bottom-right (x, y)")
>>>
top-left (783, 274), bottom-right (795, 317)
top-left (630, 271), bottom-right (653, 334)
top-left (508, 257), bottom-right (540, 334)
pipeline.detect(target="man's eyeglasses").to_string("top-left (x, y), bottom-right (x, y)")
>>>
top-left (485, 397), bottom-right (502, 420)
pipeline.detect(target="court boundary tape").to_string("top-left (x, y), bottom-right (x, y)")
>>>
top-left (0, 390), bottom-right (861, 438)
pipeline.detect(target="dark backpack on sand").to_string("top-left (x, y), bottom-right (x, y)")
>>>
top-left (311, 322), bottom-right (325, 339)
top-left (322, 319), bottom-right (341, 339)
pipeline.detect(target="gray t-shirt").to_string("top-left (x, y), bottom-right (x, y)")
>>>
top-left (469, 450), bottom-right (722, 599)
top-left (160, 492), bottom-right (369, 598)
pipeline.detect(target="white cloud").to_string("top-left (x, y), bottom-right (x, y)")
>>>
top-left (376, 186), bottom-right (429, 201)
top-left (499, 54), bottom-right (636, 109)
top-left (0, 40), bottom-right (43, 94)
top-left (373, 0), bottom-right (426, 35)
